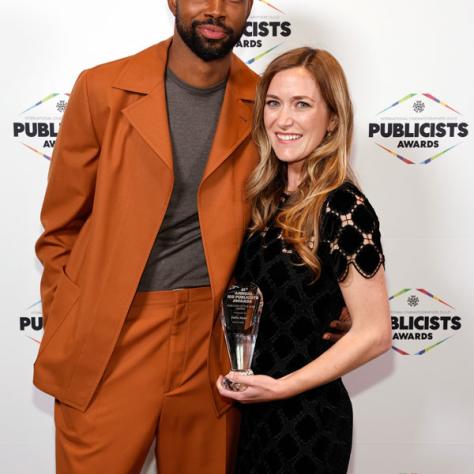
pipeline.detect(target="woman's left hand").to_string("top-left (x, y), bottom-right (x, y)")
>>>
top-left (216, 372), bottom-right (292, 404)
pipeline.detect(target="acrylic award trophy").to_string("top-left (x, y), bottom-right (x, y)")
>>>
top-left (220, 283), bottom-right (264, 391)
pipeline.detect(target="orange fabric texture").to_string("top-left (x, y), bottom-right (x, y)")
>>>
top-left (55, 288), bottom-right (239, 473)
top-left (33, 38), bottom-right (260, 416)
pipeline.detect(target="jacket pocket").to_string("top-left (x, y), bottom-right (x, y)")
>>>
top-left (37, 266), bottom-right (80, 357)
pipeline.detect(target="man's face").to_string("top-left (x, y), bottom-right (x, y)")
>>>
top-left (173, 0), bottom-right (252, 61)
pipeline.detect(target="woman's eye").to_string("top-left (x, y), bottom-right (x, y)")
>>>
top-left (296, 101), bottom-right (311, 109)
top-left (265, 99), bottom-right (280, 108)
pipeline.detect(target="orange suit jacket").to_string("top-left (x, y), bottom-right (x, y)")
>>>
top-left (33, 38), bottom-right (260, 416)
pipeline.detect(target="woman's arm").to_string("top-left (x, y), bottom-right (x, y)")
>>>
top-left (217, 265), bottom-right (391, 403)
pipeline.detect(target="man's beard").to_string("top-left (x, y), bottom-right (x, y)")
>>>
top-left (175, 8), bottom-right (244, 62)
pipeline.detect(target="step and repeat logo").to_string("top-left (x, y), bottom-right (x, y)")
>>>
top-left (13, 93), bottom-right (69, 161)
top-left (390, 288), bottom-right (462, 355)
top-left (237, 0), bottom-right (292, 69)
top-left (369, 93), bottom-right (469, 165)
top-left (19, 300), bottom-right (43, 344)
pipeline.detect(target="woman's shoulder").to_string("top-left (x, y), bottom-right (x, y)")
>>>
top-left (320, 181), bottom-right (384, 281)
top-left (323, 181), bottom-right (377, 216)
top-left (322, 181), bottom-right (380, 230)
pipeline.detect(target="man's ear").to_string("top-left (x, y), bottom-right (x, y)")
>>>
top-left (168, 0), bottom-right (177, 17)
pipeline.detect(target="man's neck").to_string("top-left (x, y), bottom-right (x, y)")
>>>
top-left (167, 32), bottom-right (231, 89)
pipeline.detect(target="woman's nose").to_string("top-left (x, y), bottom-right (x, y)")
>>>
top-left (276, 106), bottom-right (294, 128)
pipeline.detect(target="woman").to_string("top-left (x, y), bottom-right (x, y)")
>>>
top-left (217, 48), bottom-right (392, 473)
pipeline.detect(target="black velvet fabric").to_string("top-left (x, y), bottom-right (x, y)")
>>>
top-left (233, 182), bottom-right (384, 474)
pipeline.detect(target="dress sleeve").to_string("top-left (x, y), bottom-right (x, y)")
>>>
top-left (320, 183), bottom-right (384, 282)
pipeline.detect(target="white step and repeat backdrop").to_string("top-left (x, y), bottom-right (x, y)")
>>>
top-left (1, 0), bottom-right (473, 472)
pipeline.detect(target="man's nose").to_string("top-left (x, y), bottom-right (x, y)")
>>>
top-left (204, 0), bottom-right (226, 19)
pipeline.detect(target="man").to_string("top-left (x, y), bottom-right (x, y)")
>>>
top-left (34, 1), bottom-right (349, 472)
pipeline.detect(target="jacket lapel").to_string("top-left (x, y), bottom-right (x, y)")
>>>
top-left (112, 40), bottom-right (257, 178)
top-left (201, 54), bottom-right (257, 182)
top-left (113, 40), bottom-right (173, 171)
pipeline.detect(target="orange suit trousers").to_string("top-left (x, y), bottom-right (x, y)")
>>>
top-left (54, 287), bottom-right (238, 473)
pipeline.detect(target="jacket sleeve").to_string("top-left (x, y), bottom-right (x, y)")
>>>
top-left (35, 69), bottom-right (100, 325)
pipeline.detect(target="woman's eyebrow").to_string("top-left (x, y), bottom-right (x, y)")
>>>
top-left (266, 93), bottom-right (316, 102)
top-left (291, 95), bottom-right (316, 102)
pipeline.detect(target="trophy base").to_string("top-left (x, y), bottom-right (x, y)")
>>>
top-left (222, 370), bottom-right (253, 392)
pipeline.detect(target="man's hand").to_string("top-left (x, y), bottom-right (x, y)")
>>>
top-left (323, 306), bottom-right (352, 342)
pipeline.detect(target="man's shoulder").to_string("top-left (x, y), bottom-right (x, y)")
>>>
top-left (81, 40), bottom-right (169, 92)
top-left (232, 54), bottom-right (259, 80)
top-left (229, 54), bottom-right (260, 99)
top-left (86, 52), bottom-right (135, 81)
top-left (233, 55), bottom-right (260, 81)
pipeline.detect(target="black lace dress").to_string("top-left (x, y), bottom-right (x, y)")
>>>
top-left (233, 182), bottom-right (384, 474)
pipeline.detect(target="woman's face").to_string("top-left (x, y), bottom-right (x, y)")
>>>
top-left (264, 66), bottom-right (333, 167)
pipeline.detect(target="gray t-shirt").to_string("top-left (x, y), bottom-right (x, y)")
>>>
top-left (137, 68), bottom-right (226, 291)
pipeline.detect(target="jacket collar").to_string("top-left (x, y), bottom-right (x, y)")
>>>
top-left (115, 38), bottom-right (258, 175)
top-left (112, 39), bottom-right (172, 94)
top-left (113, 37), bottom-right (256, 100)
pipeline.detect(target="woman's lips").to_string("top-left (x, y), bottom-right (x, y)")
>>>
top-left (197, 25), bottom-right (227, 40)
top-left (275, 132), bottom-right (303, 144)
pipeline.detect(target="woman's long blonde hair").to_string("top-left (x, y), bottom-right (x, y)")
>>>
top-left (248, 47), bottom-right (355, 279)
